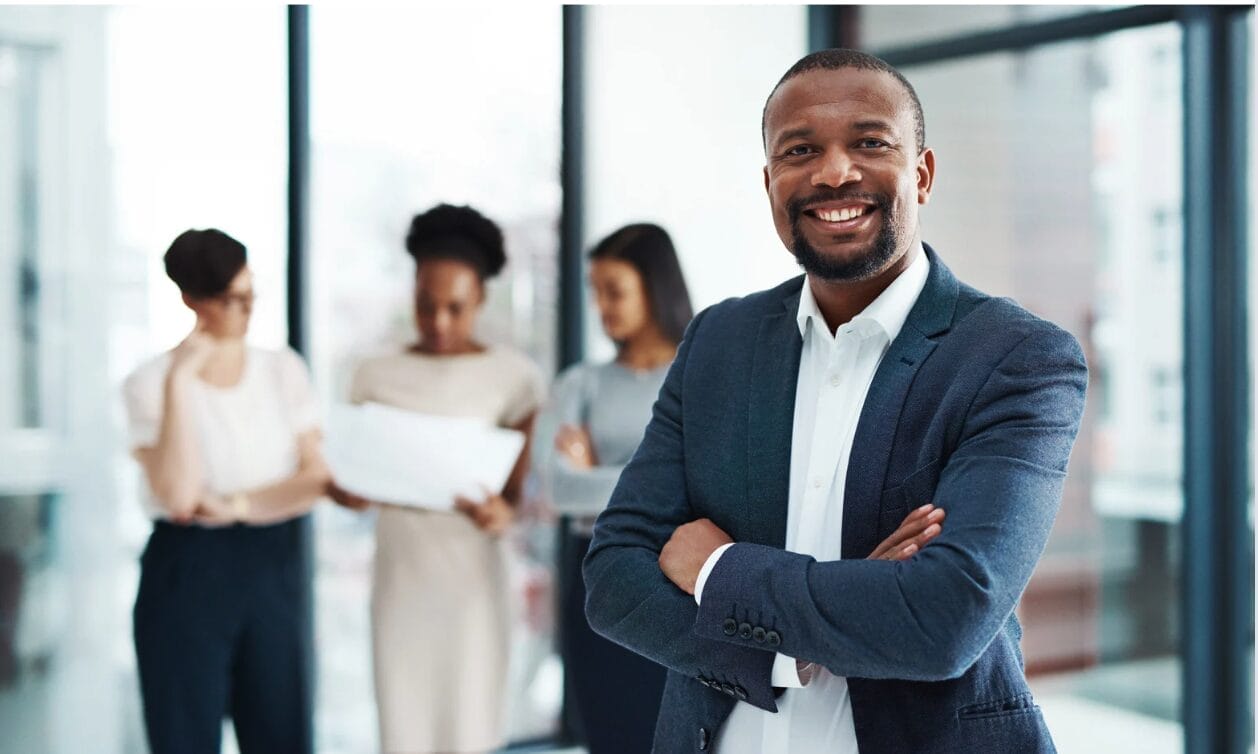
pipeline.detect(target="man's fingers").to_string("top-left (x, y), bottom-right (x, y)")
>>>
top-left (870, 505), bottom-right (934, 558)
top-left (871, 508), bottom-right (945, 560)
top-left (914, 522), bottom-right (943, 547)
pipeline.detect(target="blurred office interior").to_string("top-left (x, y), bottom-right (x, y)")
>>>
top-left (0, 4), bottom-right (1252, 753)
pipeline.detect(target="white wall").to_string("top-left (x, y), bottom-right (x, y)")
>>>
top-left (583, 6), bottom-right (807, 359)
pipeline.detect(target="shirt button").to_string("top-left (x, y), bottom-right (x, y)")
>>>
top-left (812, 477), bottom-right (823, 489)
top-left (829, 374), bottom-right (841, 387)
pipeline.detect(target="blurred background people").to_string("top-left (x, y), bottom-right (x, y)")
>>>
top-left (532, 223), bottom-right (693, 753)
top-left (327, 204), bottom-right (546, 754)
top-left (121, 229), bottom-right (330, 754)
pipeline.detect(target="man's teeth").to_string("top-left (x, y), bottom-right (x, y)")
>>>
top-left (816, 206), bottom-right (867, 223)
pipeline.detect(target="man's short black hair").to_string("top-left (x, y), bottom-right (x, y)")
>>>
top-left (163, 228), bottom-right (247, 298)
top-left (762, 48), bottom-right (926, 154)
top-left (405, 203), bottom-right (507, 281)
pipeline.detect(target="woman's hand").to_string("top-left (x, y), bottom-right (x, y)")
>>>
top-left (327, 480), bottom-right (373, 511)
top-left (454, 492), bottom-right (514, 536)
top-left (555, 424), bottom-right (597, 469)
top-left (867, 504), bottom-right (946, 561)
top-left (169, 324), bottom-right (216, 378)
top-left (188, 493), bottom-right (238, 528)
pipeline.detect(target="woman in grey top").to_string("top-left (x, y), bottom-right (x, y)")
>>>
top-left (533, 223), bottom-right (694, 754)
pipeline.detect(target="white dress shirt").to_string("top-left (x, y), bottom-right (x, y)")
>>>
top-left (694, 246), bottom-right (930, 753)
top-left (122, 346), bottom-right (321, 518)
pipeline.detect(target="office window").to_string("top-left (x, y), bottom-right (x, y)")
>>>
top-left (896, 22), bottom-right (1184, 753)
top-left (582, 5), bottom-right (807, 359)
top-left (861, 5), bottom-right (1125, 50)
top-left (0, 7), bottom-right (289, 754)
top-left (307, 7), bottom-right (562, 749)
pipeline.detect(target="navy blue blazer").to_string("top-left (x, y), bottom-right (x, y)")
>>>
top-left (583, 246), bottom-right (1088, 753)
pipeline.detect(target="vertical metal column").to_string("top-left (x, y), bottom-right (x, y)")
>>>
top-left (286, 7), bottom-right (316, 748)
top-left (555, 5), bottom-right (587, 745)
top-left (1180, 7), bottom-right (1252, 753)
top-left (560, 4), bottom-right (586, 372)
top-left (808, 5), bottom-right (860, 52)
top-left (288, 5), bottom-right (310, 357)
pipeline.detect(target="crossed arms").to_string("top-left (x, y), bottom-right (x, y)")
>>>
top-left (583, 308), bottom-right (1087, 712)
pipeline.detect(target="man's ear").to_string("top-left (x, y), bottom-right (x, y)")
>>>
top-left (763, 165), bottom-right (771, 196)
top-left (917, 147), bottom-right (936, 205)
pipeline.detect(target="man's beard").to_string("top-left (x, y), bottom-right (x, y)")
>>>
top-left (788, 191), bottom-right (901, 282)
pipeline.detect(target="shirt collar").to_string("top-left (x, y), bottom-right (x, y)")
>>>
top-left (796, 242), bottom-right (931, 342)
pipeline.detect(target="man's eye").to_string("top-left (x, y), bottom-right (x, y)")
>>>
top-left (858, 138), bottom-right (888, 149)
top-left (784, 145), bottom-right (813, 157)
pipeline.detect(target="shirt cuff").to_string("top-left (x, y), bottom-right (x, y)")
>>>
top-left (693, 542), bottom-right (735, 605)
top-left (771, 654), bottom-right (809, 688)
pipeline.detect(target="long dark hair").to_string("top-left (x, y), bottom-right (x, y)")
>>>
top-left (589, 223), bottom-right (694, 346)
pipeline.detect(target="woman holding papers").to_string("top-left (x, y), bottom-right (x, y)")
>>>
top-left (121, 229), bottom-right (329, 754)
top-left (327, 204), bottom-right (545, 754)
top-left (532, 223), bottom-right (693, 754)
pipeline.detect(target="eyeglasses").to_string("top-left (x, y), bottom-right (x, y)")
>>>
top-left (215, 290), bottom-right (256, 309)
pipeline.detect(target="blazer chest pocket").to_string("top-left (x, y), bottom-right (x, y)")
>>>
top-left (878, 458), bottom-right (942, 537)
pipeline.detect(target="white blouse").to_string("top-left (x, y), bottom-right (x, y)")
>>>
top-left (122, 346), bottom-right (320, 518)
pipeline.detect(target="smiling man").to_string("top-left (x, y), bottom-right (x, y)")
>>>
top-left (583, 49), bottom-right (1087, 754)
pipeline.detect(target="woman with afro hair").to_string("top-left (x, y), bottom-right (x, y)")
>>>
top-left (328, 204), bottom-right (545, 753)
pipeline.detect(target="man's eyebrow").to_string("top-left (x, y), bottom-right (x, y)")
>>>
top-left (770, 127), bottom-right (814, 149)
top-left (852, 119), bottom-right (897, 133)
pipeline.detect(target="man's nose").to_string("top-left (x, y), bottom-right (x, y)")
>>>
top-left (812, 147), bottom-right (861, 188)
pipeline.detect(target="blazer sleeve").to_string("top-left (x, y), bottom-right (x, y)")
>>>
top-left (693, 323), bottom-right (1088, 683)
top-left (583, 305), bottom-right (780, 712)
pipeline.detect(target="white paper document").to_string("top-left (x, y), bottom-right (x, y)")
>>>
top-left (325, 402), bottom-right (526, 511)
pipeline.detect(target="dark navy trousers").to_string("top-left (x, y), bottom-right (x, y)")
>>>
top-left (565, 534), bottom-right (666, 754)
top-left (133, 518), bottom-right (313, 754)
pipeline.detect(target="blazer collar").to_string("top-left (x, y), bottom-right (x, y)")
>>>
top-left (778, 242), bottom-right (958, 339)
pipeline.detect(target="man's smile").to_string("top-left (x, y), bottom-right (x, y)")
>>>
top-left (802, 201), bottom-right (879, 235)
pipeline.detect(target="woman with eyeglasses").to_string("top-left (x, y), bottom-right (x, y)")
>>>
top-left (122, 228), bottom-right (330, 754)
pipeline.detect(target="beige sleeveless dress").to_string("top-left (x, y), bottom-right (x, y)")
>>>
top-left (349, 346), bottom-right (545, 753)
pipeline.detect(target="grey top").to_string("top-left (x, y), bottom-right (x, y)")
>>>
top-left (532, 360), bottom-right (670, 525)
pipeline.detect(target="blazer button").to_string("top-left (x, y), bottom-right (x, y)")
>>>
top-left (721, 682), bottom-right (736, 696)
top-left (695, 675), bottom-right (710, 688)
top-left (698, 727), bottom-right (711, 750)
top-left (766, 630), bottom-right (782, 647)
top-left (738, 622), bottom-right (753, 640)
top-left (722, 618), bottom-right (738, 636)
top-left (735, 685), bottom-right (749, 701)
top-left (752, 626), bottom-right (766, 643)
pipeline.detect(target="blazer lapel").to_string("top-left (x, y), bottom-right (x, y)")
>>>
top-left (841, 246), bottom-right (959, 559)
top-left (744, 281), bottom-right (805, 549)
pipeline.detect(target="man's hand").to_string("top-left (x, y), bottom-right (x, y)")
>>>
top-left (659, 505), bottom-right (943, 596)
top-left (660, 518), bottom-right (733, 595)
top-left (868, 504), bottom-right (945, 560)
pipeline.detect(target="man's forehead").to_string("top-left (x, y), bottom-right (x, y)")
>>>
top-left (765, 67), bottom-right (908, 133)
